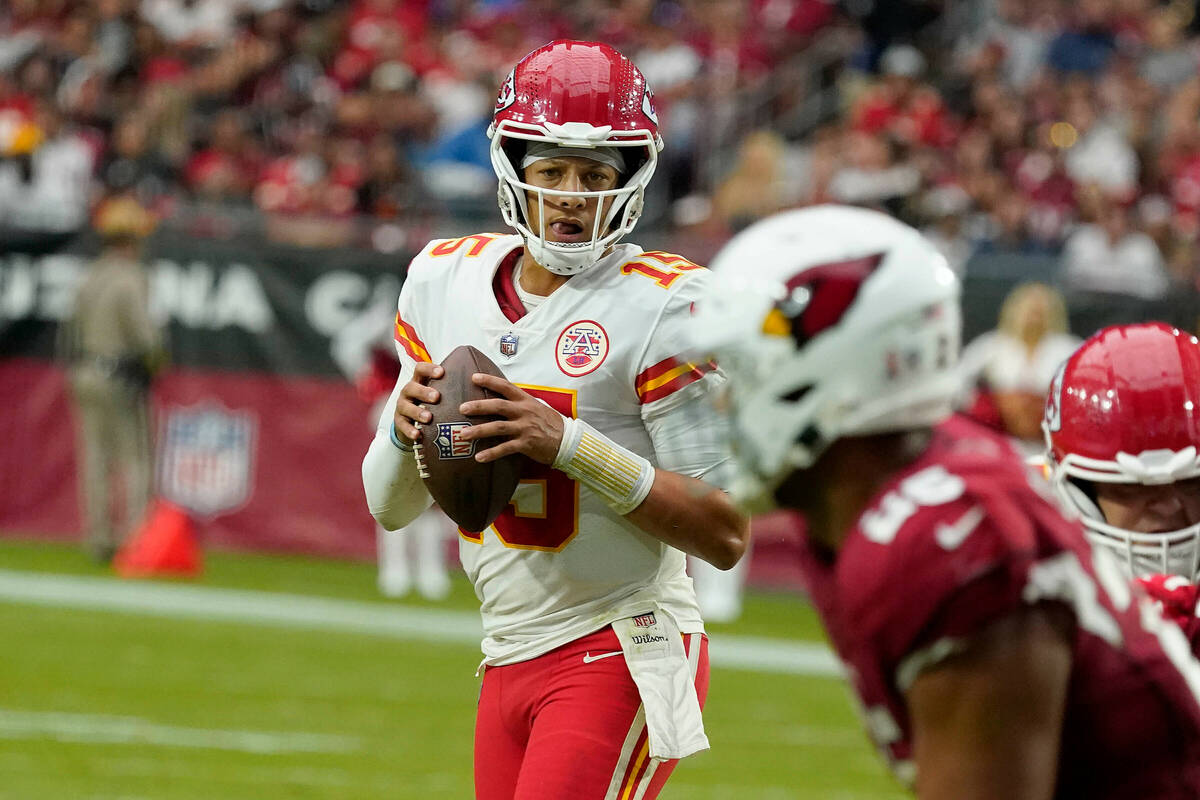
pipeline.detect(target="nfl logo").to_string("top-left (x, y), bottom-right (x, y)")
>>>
top-left (157, 402), bottom-right (256, 518)
top-left (434, 422), bottom-right (475, 459)
top-left (632, 612), bottom-right (657, 628)
top-left (499, 333), bottom-right (518, 357)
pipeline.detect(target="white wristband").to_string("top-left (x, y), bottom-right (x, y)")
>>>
top-left (554, 417), bottom-right (655, 516)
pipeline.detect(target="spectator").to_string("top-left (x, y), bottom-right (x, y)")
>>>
top-left (139, 0), bottom-right (238, 48)
top-left (827, 130), bottom-right (919, 210)
top-left (184, 109), bottom-right (257, 202)
top-left (357, 133), bottom-right (414, 218)
top-left (101, 112), bottom-right (174, 203)
top-left (0, 100), bottom-right (94, 233)
top-left (1061, 192), bottom-right (1170, 299)
top-left (972, 185), bottom-right (1052, 257)
top-left (959, 282), bottom-right (1081, 451)
top-left (919, 184), bottom-right (973, 275)
top-left (1045, 0), bottom-right (1117, 76)
top-left (1139, 5), bottom-right (1197, 90)
top-left (851, 43), bottom-right (955, 149)
top-left (1060, 85), bottom-right (1138, 199)
top-left (712, 129), bottom-right (797, 232)
top-left (633, 4), bottom-right (703, 201)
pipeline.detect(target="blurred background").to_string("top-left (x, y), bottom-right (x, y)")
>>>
top-left (2, 1), bottom-right (1200, 798)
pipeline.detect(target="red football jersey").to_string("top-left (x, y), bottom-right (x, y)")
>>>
top-left (797, 415), bottom-right (1200, 797)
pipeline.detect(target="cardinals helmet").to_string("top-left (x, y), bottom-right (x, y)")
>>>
top-left (689, 205), bottom-right (961, 511)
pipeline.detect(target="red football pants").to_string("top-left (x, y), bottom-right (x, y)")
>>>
top-left (474, 626), bottom-right (710, 800)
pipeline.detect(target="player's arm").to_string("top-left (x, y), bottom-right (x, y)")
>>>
top-left (904, 603), bottom-right (1073, 800)
top-left (627, 375), bottom-right (747, 569)
top-left (362, 366), bottom-right (440, 531)
top-left (460, 373), bottom-right (748, 569)
top-left (623, 468), bottom-right (747, 569)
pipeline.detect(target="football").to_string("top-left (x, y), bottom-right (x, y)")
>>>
top-left (416, 345), bottom-right (524, 532)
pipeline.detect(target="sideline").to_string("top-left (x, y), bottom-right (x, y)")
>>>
top-left (0, 709), bottom-right (361, 754)
top-left (0, 569), bottom-right (841, 677)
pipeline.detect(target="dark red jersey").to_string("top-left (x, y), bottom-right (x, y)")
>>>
top-left (797, 415), bottom-right (1200, 798)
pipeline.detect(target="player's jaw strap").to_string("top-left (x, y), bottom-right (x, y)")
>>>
top-left (554, 417), bottom-right (654, 516)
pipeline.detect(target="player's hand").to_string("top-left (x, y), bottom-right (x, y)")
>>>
top-left (1136, 574), bottom-right (1200, 636)
top-left (393, 362), bottom-right (444, 445)
top-left (457, 373), bottom-right (564, 465)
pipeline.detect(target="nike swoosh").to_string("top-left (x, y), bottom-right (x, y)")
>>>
top-left (582, 651), bottom-right (623, 664)
top-left (935, 505), bottom-right (986, 551)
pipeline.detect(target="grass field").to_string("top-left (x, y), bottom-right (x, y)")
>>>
top-left (0, 538), bottom-right (907, 800)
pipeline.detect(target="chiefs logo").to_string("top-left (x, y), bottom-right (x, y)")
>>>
top-left (555, 320), bottom-right (609, 377)
top-left (642, 84), bottom-right (658, 125)
top-left (1045, 365), bottom-right (1065, 433)
top-left (495, 69), bottom-right (516, 113)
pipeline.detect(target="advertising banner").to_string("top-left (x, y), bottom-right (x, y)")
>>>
top-left (1, 230), bottom-right (408, 560)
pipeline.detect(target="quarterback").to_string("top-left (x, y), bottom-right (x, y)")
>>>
top-left (361, 41), bottom-right (747, 800)
top-left (690, 205), bottom-right (1200, 798)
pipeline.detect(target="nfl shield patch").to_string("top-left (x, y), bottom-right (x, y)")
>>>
top-left (632, 612), bottom-right (657, 628)
top-left (499, 333), bottom-right (518, 357)
top-left (434, 422), bottom-right (475, 459)
top-left (157, 403), bottom-right (256, 517)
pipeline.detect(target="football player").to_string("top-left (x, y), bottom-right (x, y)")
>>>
top-left (361, 41), bottom-right (748, 800)
top-left (689, 205), bottom-right (1200, 798)
top-left (1042, 322), bottom-right (1200, 643)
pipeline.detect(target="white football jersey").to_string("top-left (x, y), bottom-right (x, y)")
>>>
top-left (392, 232), bottom-right (723, 665)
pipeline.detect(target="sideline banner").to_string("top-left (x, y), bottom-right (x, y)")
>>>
top-left (1, 231), bottom-right (407, 559)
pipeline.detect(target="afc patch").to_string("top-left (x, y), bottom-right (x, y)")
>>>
top-left (157, 402), bottom-right (256, 518)
top-left (555, 320), bottom-right (609, 377)
top-left (499, 332), bottom-right (518, 358)
top-left (434, 421), bottom-right (475, 459)
top-left (632, 612), bottom-right (657, 628)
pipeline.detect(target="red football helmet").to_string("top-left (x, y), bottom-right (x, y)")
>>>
top-left (1043, 322), bottom-right (1200, 578)
top-left (487, 40), bottom-right (663, 276)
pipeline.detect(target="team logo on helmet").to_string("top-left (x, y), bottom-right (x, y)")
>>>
top-left (434, 422), bottom-right (475, 459)
top-left (495, 69), bottom-right (516, 114)
top-left (1045, 364), bottom-right (1065, 433)
top-left (642, 84), bottom-right (659, 126)
top-left (781, 253), bottom-right (885, 346)
top-left (555, 320), bottom-right (609, 377)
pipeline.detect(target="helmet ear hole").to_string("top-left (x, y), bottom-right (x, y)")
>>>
top-left (782, 385), bottom-right (813, 404)
top-left (502, 138), bottom-right (525, 175)
top-left (1069, 477), bottom-right (1099, 509)
top-left (797, 424), bottom-right (822, 449)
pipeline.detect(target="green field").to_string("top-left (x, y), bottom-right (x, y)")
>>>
top-left (0, 539), bottom-right (906, 799)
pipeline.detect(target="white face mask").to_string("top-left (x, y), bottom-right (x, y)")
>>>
top-left (488, 124), bottom-right (659, 276)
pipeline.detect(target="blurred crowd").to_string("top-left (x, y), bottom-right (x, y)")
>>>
top-left (3, 0), bottom-right (1200, 296)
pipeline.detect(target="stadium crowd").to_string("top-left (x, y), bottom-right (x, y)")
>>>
top-left (2, 0), bottom-right (1200, 296)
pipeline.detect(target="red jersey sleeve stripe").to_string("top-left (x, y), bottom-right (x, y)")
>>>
top-left (637, 360), bottom-right (715, 404)
top-left (394, 313), bottom-right (431, 363)
top-left (635, 355), bottom-right (684, 387)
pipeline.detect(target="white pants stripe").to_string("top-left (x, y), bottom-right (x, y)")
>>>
top-left (604, 632), bottom-right (704, 800)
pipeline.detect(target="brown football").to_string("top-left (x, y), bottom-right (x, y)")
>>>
top-left (416, 345), bottom-right (524, 533)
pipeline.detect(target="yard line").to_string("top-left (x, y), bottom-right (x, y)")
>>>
top-left (0, 709), bottom-right (361, 754)
top-left (0, 569), bottom-right (841, 678)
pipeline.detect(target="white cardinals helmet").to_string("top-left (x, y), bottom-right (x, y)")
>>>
top-left (689, 205), bottom-right (961, 511)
